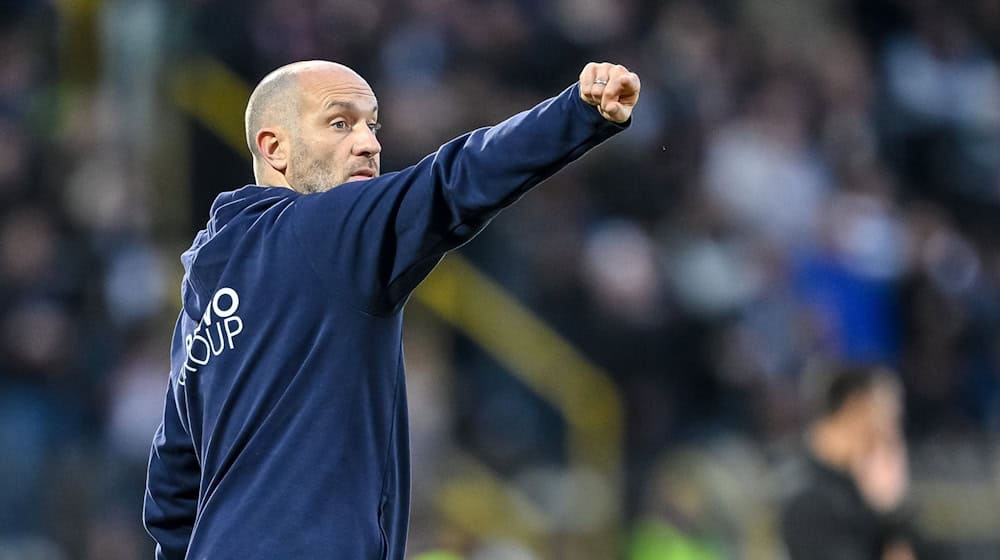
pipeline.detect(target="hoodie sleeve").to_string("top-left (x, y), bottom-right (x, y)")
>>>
top-left (290, 83), bottom-right (628, 314)
top-left (143, 376), bottom-right (200, 560)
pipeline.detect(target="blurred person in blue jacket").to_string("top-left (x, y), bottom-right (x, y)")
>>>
top-left (782, 365), bottom-right (919, 560)
top-left (142, 59), bottom-right (639, 559)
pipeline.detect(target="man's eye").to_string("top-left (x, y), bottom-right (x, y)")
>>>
top-left (368, 122), bottom-right (382, 135)
top-left (331, 120), bottom-right (348, 129)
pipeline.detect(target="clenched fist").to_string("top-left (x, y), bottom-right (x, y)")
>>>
top-left (579, 62), bottom-right (641, 123)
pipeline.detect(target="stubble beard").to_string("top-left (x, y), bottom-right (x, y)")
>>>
top-left (289, 148), bottom-right (343, 194)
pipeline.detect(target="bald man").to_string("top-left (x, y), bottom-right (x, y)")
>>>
top-left (143, 60), bottom-right (640, 559)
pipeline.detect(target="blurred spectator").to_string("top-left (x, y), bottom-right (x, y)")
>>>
top-left (702, 72), bottom-right (830, 247)
top-left (628, 451), bottom-right (725, 560)
top-left (781, 365), bottom-right (920, 560)
top-left (792, 189), bottom-right (908, 365)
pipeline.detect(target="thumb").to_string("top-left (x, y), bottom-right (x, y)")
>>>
top-left (600, 100), bottom-right (628, 123)
top-left (603, 100), bottom-right (621, 115)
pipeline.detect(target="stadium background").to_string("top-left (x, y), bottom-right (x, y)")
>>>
top-left (3, 0), bottom-right (1000, 558)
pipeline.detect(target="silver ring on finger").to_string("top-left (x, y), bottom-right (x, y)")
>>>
top-left (593, 78), bottom-right (608, 85)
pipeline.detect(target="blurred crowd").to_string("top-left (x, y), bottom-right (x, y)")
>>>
top-left (4, 0), bottom-right (1000, 558)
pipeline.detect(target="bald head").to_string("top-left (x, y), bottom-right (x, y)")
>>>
top-left (246, 61), bottom-right (360, 156)
top-left (245, 61), bottom-right (378, 188)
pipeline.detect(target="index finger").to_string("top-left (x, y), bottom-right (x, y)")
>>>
top-left (579, 62), bottom-right (606, 105)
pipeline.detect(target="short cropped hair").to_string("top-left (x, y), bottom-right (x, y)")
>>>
top-left (812, 364), bottom-right (899, 419)
top-left (244, 69), bottom-right (300, 158)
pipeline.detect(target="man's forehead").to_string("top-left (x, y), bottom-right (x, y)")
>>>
top-left (297, 68), bottom-right (377, 112)
top-left (321, 98), bottom-right (379, 115)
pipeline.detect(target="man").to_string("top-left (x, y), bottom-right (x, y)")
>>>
top-left (781, 366), bottom-right (919, 560)
top-left (142, 60), bottom-right (640, 559)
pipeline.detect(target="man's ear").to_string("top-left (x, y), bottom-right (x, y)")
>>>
top-left (256, 128), bottom-right (288, 173)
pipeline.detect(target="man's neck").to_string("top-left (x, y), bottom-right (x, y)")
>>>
top-left (255, 169), bottom-right (294, 191)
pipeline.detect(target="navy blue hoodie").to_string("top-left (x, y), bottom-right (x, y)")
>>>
top-left (143, 83), bottom-right (627, 559)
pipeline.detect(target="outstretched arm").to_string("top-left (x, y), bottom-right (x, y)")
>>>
top-left (291, 62), bottom-right (641, 313)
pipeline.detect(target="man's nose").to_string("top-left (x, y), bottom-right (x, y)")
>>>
top-left (353, 127), bottom-right (381, 159)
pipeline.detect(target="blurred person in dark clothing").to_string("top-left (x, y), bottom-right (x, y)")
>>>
top-left (782, 365), bottom-right (919, 560)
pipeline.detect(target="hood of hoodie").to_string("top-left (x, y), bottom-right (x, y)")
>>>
top-left (179, 186), bottom-right (291, 322)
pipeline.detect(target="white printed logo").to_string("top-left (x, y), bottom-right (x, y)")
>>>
top-left (178, 287), bottom-right (243, 385)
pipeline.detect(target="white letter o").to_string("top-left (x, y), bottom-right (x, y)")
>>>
top-left (212, 287), bottom-right (239, 318)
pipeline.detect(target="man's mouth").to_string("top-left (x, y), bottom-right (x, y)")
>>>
top-left (348, 168), bottom-right (376, 181)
